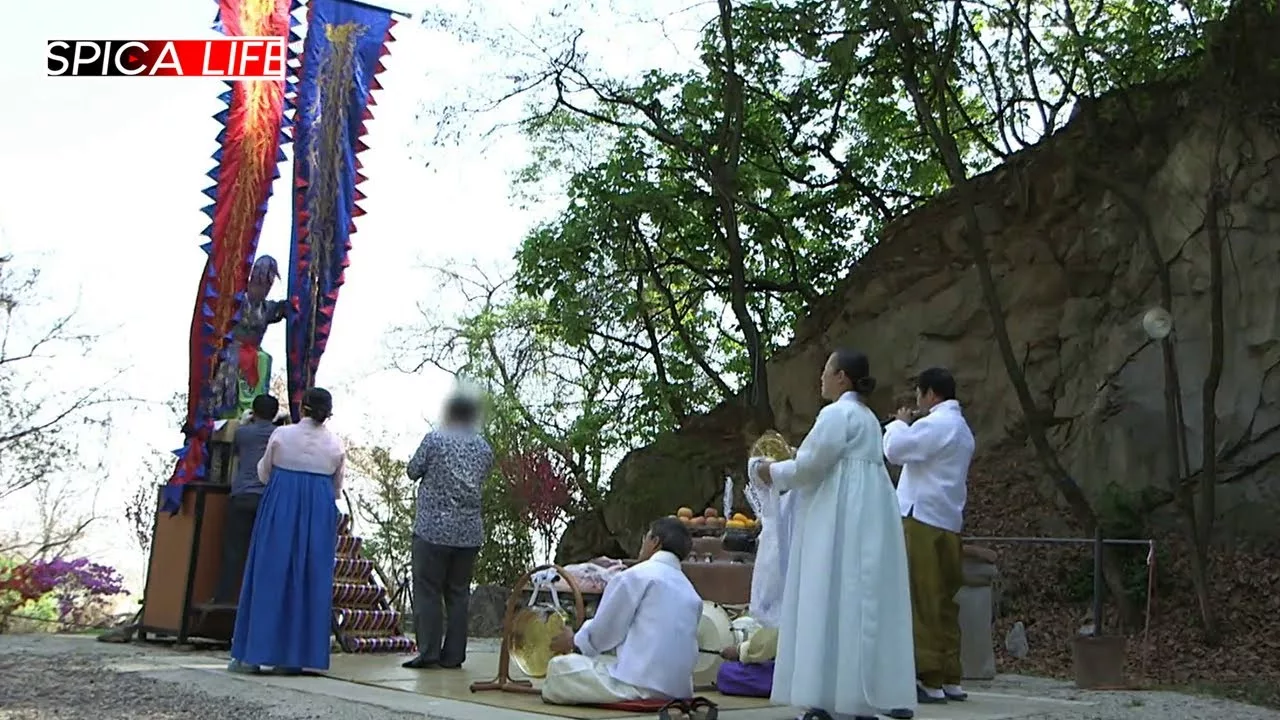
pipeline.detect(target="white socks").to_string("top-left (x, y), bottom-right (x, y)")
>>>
top-left (917, 682), bottom-right (945, 700)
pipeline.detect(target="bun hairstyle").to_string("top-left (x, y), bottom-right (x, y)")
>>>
top-left (832, 349), bottom-right (877, 395)
top-left (301, 387), bottom-right (334, 423)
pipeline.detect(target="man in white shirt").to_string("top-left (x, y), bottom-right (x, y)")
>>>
top-left (883, 367), bottom-right (976, 706)
top-left (543, 517), bottom-right (702, 705)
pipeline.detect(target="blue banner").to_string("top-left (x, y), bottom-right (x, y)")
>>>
top-left (286, 0), bottom-right (395, 420)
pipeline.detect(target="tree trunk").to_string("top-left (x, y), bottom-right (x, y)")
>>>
top-left (710, 0), bottom-right (774, 427)
top-left (1193, 179), bottom-right (1227, 643)
top-left (1079, 167), bottom-right (1214, 634)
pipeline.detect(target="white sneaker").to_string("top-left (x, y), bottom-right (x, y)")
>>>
top-left (943, 684), bottom-right (968, 701)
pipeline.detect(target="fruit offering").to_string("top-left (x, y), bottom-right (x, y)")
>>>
top-left (669, 506), bottom-right (758, 532)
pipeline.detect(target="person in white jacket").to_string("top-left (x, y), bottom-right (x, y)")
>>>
top-left (883, 367), bottom-right (976, 705)
top-left (542, 518), bottom-right (702, 705)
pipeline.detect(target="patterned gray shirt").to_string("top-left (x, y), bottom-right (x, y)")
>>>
top-left (407, 426), bottom-right (494, 548)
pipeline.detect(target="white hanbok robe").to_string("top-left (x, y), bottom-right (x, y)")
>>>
top-left (542, 551), bottom-right (702, 705)
top-left (769, 391), bottom-right (917, 716)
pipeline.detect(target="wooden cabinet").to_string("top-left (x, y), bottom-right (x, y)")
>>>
top-left (138, 483), bottom-right (234, 643)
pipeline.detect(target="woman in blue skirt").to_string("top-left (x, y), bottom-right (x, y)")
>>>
top-left (229, 387), bottom-right (346, 675)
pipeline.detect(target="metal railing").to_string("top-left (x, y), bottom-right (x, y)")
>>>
top-left (962, 530), bottom-right (1157, 675)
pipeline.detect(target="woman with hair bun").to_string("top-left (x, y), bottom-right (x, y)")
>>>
top-left (752, 351), bottom-right (916, 720)
top-left (229, 386), bottom-right (346, 676)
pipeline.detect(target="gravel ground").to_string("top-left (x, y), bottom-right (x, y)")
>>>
top-left (0, 635), bottom-right (438, 720)
top-left (0, 634), bottom-right (1277, 720)
top-left (977, 675), bottom-right (1280, 720)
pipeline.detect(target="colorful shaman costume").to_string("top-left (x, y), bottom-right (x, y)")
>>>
top-left (208, 256), bottom-right (289, 420)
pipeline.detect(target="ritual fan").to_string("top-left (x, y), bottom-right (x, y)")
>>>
top-left (470, 564), bottom-right (586, 695)
top-left (750, 430), bottom-right (795, 461)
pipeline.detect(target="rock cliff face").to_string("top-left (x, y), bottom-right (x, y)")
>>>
top-left (559, 56), bottom-right (1280, 561)
top-left (769, 103), bottom-right (1280, 542)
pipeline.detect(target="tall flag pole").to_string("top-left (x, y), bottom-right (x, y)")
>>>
top-left (166, 0), bottom-right (299, 512)
top-left (285, 0), bottom-right (395, 420)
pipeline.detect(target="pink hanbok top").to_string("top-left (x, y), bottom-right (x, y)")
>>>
top-left (257, 418), bottom-right (346, 494)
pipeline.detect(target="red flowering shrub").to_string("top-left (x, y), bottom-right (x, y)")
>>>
top-left (500, 447), bottom-right (573, 561)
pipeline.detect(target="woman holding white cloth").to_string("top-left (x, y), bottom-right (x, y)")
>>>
top-left (755, 349), bottom-right (916, 720)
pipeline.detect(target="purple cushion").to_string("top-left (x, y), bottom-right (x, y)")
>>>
top-left (715, 660), bottom-right (774, 697)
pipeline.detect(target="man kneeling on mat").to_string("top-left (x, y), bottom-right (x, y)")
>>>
top-left (543, 518), bottom-right (702, 705)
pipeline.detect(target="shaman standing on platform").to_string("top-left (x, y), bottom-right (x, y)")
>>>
top-left (229, 387), bottom-right (345, 675)
top-left (755, 350), bottom-right (917, 720)
top-left (883, 367), bottom-right (975, 704)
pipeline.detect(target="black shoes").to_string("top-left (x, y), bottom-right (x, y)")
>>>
top-left (401, 657), bottom-right (463, 669)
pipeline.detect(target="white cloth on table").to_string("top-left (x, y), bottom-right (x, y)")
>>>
top-left (769, 391), bottom-right (917, 717)
top-left (541, 654), bottom-right (661, 704)
top-left (883, 399), bottom-right (974, 533)
top-left (547, 550), bottom-right (701, 703)
top-left (256, 418), bottom-right (346, 493)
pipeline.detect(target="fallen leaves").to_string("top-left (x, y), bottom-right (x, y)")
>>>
top-left (966, 442), bottom-right (1280, 708)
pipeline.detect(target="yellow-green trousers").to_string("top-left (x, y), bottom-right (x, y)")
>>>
top-left (903, 516), bottom-right (963, 688)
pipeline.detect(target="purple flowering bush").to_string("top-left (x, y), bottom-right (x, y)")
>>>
top-left (0, 556), bottom-right (125, 633)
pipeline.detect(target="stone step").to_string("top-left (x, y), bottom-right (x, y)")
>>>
top-left (334, 557), bottom-right (374, 584)
top-left (336, 535), bottom-right (363, 558)
top-left (333, 581), bottom-right (385, 609)
top-left (339, 634), bottom-right (416, 654)
top-left (335, 608), bottom-right (403, 634)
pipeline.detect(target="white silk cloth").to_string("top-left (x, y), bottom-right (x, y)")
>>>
top-left (744, 459), bottom-right (792, 628)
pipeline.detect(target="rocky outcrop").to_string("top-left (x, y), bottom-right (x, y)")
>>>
top-left (567, 402), bottom-right (762, 557)
top-left (559, 18), bottom-right (1280, 558)
top-left (468, 584), bottom-right (509, 638)
top-left (765, 103), bottom-right (1280, 541)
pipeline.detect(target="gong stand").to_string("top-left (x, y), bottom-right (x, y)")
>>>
top-left (470, 563), bottom-right (586, 694)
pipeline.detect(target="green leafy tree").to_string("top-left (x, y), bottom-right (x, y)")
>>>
top-left (424, 0), bottom-right (1240, 613)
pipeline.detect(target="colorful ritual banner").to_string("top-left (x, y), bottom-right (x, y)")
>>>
top-left (285, 0), bottom-right (395, 420)
top-left (167, 0), bottom-right (299, 512)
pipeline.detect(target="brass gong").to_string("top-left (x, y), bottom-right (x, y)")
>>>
top-left (508, 602), bottom-right (569, 678)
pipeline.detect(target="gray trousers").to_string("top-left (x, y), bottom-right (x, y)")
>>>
top-left (411, 537), bottom-right (478, 666)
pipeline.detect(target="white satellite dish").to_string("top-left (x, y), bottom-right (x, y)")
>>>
top-left (1141, 307), bottom-right (1174, 340)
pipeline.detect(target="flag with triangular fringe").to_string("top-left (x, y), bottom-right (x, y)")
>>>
top-left (285, 0), bottom-right (395, 421)
top-left (166, 0), bottom-right (297, 514)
